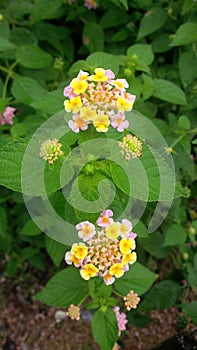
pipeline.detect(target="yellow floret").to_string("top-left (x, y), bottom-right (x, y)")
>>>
top-left (70, 243), bottom-right (88, 260)
top-left (93, 114), bottom-right (110, 132)
top-left (105, 223), bottom-right (120, 240)
top-left (64, 96), bottom-right (82, 113)
top-left (70, 78), bottom-right (88, 94)
top-left (80, 264), bottom-right (98, 280)
top-left (117, 96), bottom-right (133, 111)
top-left (109, 263), bottom-right (124, 278)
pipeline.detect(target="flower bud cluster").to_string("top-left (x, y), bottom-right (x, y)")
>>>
top-left (0, 106), bottom-right (16, 125)
top-left (39, 138), bottom-right (63, 164)
top-left (119, 134), bottom-right (143, 160)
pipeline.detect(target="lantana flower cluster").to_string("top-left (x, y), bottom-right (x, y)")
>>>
top-left (63, 68), bottom-right (136, 133)
top-left (0, 106), bottom-right (16, 125)
top-left (65, 209), bottom-right (137, 285)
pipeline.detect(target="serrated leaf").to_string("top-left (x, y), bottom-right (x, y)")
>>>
top-left (92, 308), bottom-right (118, 350)
top-left (170, 23), bottom-right (197, 47)
top-left (0, 138), bottom-right (72, 195)
top-left (114, 262), bottom-right (157, 296)
top-left (139, 280), bottom-right (180, 311)
top-left (16, 45), bottom-right (53, 69)
top-left (11, 77), bottom-right (44, 105)
top-left (137, 8), bottom-right (167, 40)
top-left (35, 267), bottom-right (88, 307)
top-left (153, 79), bottom-right (187, 105)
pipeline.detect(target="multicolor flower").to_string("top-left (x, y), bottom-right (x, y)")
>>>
top-left (124, 290), bottom-right (140, 311)
top-left (113, 306), bottom-right (128, 336)
top-left (63, 68), bottom-right (136, 133)
top-left (119, 134), bottom-right (143, 161)
top-left (65, 210), bottom-right (137, 285)
top-left (76, 221), bottom-right (96, 241)
top-left (0, 106), bottom-right (16, 125)
top-left (39, 138), bottom-right (63, 164)
top-left (96, 209), bottom-right (114, 227)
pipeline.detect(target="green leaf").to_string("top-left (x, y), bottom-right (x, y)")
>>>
top-left (11, 77), bottom-right (44, 105)
top-left (0, 207), bottom-right (7, 237)
top-left (0, 139), bottom-right (28, 192)
top-left (0, 138), bottom-right (72, 195)
top-left (99, 8), bottom-right (128, 29)
top-left (45, 235), bottom-right (68, 267)
top-left (66, 172), bottom-right (115, 214)
top-left (188, 266), bottom-right (197, 290)
top-left (20, 219), bottom-right (42, 236)
top-left (151, 34), bottom-right (171, 53)
top-left (10, 123), bottom-right (27, 139)
top-left (182, 301), bottom-right (197, 325)
top-left (177, 116), bottom-right (191, 130)
top-left (114, 262), bottom-right (158, 296)
top-left (10, 27), bottom-right (37, 46)
top-left (31, 89), bottom-right (65, 114)
top-left (86, 52), bottom-right (119, 75)
top-left (35, 267), bottom-right (88, 307)
top-left (139, 232), bottom-right (170, 258)
top-left (139, 280), bottom-right (180, 311)
top-left (127, 44), bottom-right (154, 65)
top-left (30, 0), bottom-right (63, 22)
top-left (16, 45), bottom-right (53, 69)
top-left (164, 224), bottom-right (187, 246)
top-left (89, 278), bottom-right (112, 299)
top-left (153, 79), bottom-right (187, 105)
top-left (0, 18), bottom-right (10, 39)
top-left (92, 308), bottom-right (118, 350)
top-left (110, 145), bottom-right (187, 202)
top-left (68, 60), bottom-right (90, 76)
top-left (0, 38), bottom-right (16, 51)
top-left (133, 221), bottom-right (149, 238)
top-left (179, 50), bottom-right (197, 86)
top-left (170, 23), bottom-right (197, 47)
top-left (83, 22), bottom-right (104, 53)
top-left (137, 8), bottom-right (167, 40)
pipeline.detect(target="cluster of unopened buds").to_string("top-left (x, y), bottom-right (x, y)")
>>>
top-left (39, 138), bottom-right (63, 164)
top-left (118, 134), bottom-right (143, 160)
top-left (67, 0), bottom-right (98, 10)
top-left (63, 68), bottom-right (136, 133)
top-left (0, 106), bottom-right (16, 125)
top-left (65, 209), bottom-right (137, 285)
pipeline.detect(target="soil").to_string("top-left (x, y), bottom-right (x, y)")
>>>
top-left (0, 273), bottom-right (196, 350)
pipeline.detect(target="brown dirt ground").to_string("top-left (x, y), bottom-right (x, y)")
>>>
top-left (0, 274), bottom-right (196, 350)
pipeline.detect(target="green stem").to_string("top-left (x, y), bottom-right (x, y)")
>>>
top-left (1, 61), bottom-right (18, 99)
top-left (112, 290), bottom-right (124, 298)
top-left (78, 292), bottom-right (90, 307)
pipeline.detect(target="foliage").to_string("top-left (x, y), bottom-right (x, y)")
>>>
top-left (0, 0), bottom-right (196, 349)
